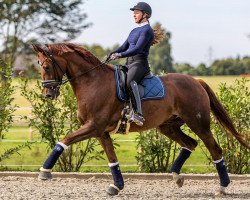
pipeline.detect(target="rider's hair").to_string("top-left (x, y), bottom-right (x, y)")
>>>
top-left (151, 23), bottom-right (166, 46)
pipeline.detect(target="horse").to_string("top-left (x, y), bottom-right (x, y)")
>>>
top-left (32, 43), bottom-right (249, 196)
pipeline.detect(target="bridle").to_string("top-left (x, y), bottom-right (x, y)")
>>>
top-left (39, 45), bottom-right (107, 90)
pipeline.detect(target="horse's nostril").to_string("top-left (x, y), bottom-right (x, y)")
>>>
top-left (45, 93), bottom-right (52, 98)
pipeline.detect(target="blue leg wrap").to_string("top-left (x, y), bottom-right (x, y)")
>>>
top-left (43, 143), bottom-right (65, 169)
top-left (214, 158), bottom-right (230, 187)
top-left (170, 147), bottom-right (192, 174)
top-left (109, 163), bottom-right (124, 190)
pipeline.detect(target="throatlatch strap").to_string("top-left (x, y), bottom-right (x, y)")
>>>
top-left (170, 147), bottom-right (192, 174)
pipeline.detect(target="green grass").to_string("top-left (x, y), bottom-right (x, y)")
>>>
top-left (1, 131), bottom-right (211, 173)
top-left (194, 76), bottom-right (250, 92)
top-left (1, 76), bottom-right (249, 172)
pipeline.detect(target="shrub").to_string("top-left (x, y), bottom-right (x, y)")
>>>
top-left (202, 78), bottom-right (250, 174)
top-left (0, 59), bottom-right (31, 164)
top-left (136, 128), bottom-right (178, 172)
top-left (21, 80), bottom-right (104, 172)
top-left (0, 59), bottom-right (15, 141)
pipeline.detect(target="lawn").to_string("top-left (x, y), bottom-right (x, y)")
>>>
top-left (0, 76), bottom-right (249, 172)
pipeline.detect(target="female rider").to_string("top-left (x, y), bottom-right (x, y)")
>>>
top-left (108, 2), bottom-right (154, 126)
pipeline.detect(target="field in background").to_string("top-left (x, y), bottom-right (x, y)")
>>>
top-left (1, 76), bottom-right (249, 172)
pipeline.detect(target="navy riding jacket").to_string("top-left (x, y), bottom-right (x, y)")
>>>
top-left (113, 23), bottom-right (154, 58)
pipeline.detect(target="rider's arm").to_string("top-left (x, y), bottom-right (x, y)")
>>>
top-left (111, 39), bottom-right (129, 54)
top-left (120, 30), bottom-right (152, 58)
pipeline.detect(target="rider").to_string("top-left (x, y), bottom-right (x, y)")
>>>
top-left (108, 2), bottom-right (154, 126)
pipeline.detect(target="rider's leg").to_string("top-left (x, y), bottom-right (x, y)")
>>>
top-left (126, 59), bottom-right (149, 126)
top-left (129, 81), bottom-right (144, 125)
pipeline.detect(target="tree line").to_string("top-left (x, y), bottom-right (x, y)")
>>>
top-left (83, 43), bottom-right (250, 76)
top-left (0, 1), bottom-right (249, 77)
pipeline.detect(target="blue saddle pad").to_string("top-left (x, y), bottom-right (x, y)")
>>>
top-left (115, 66), bottom-right (165, 101)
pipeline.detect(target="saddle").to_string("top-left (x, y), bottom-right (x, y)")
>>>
top-left (112, 65), bottom-right (166, 134)
top-left (115, 65), bottom-right (165, 102)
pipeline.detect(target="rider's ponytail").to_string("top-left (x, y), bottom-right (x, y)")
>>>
top-left (151, 23), bottom-right (166, 46)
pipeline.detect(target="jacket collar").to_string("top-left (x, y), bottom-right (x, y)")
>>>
top-left (138, 21), bottom-right (149, 27)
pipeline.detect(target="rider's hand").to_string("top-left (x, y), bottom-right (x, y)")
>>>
top-left (110, 53), bottom-right (121, 60)
top-left (104, 54), bottom-right (111, 62)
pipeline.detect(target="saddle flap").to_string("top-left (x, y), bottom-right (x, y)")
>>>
top-left (117, 65), bottom-right (128, 89)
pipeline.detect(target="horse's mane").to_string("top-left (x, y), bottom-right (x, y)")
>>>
top-left (47, 43), bottom-right (115, 71)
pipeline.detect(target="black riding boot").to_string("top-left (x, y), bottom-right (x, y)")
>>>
top-left (129, 81), bottom-right (145, 126)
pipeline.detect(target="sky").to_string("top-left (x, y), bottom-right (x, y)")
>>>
top-left (74, 0), bottom-right (250, 66)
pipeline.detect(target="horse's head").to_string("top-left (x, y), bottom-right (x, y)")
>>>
top-left (32, 44), bottom-right (68, 99)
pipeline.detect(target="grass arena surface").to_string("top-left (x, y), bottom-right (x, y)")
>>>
top-left (0, 173), bottom-right (249, 200)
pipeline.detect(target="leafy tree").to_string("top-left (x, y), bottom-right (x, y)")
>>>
top-left (85, 43), bottom-right (126, 65)
top-left (210, 57), bottom-right (247, 75)
top-left (149, 23), bottom-right (174, 74)
top-left (196, 63), bottom-right (210, 76)
top-left (174, 63), bottom-right (194, 75)
top-left (0, 0), bottom-right (91, 65)
top-left (240, 56), bottom-right (250, 74)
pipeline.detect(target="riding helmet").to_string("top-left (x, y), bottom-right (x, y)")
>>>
top-left (130, 2), bottom-right (152, 18)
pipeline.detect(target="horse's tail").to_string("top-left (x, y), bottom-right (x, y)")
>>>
top-left (198, 79), bottom-right (250, 149)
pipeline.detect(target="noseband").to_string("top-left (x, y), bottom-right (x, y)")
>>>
top-left (39, 45), bottom-right (106, 90)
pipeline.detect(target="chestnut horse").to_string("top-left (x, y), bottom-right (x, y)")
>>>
top-left (32, 43), bottom-right (249, 196)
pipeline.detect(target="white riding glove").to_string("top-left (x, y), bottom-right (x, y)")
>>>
top-left (110, 53), bottom-right (121, 60)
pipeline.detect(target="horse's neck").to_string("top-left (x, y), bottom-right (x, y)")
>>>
top-left (68, 62), bottom-right (115, 98)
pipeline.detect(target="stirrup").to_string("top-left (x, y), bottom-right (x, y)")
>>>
top-left (129, 113), bottom-right (145, 126)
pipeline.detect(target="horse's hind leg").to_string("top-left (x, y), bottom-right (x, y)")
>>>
top-left (97, 132), bottom-right (124, 196)
top-left (183, 114), bottom-right (230, 195)
top-left (158, 120), bottom-right (198, 188)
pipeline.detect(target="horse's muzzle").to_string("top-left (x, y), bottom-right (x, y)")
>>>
top-left (44, 88), bottom-right (60, 99)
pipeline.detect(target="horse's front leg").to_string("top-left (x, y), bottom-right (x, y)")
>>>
top-left (38, 121), bottom-right (97, 180)
top-left (97, 132), bottom-right (124, 196)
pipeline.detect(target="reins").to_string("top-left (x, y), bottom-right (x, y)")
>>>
top-left (62, 61), bottom-right (107, 85)
top-left (40, 45), bottom-right (108, 89)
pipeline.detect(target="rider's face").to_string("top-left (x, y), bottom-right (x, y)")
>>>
top-left (133, 10), bottom-right (144, 23)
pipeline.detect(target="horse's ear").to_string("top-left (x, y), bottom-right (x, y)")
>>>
top-left (32, 44), bottom-right (45, 54)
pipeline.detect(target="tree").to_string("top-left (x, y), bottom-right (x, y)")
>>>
top-left (196, 63), bottom-right (210, 76)
top-left (210, 58), bottom-right (247, 75)
top-left (240, 57), bottom-right (250, 74)
top-left (174, 63), bottom-right (194, 75)
top-left (0, 0), bottom-right (91, 66)
top-left (149, 23), bottom-right (174, 74)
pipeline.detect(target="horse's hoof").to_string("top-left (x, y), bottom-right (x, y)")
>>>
top-left (175, 176), bottom-right (184, 188)
top-left (38, 171), bottom-right (52, 180)
top-left (106, 184), bottom-right (120, 196)
top-left (215, 190), bottom-right (226, 196)
top-left (215, 187), bottom-right (227, 196)
top-left (172, 172), bottom-right (184, 188)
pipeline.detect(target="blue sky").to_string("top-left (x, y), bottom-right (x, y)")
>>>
top-left (75, 0), bottom-right (250, 65)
